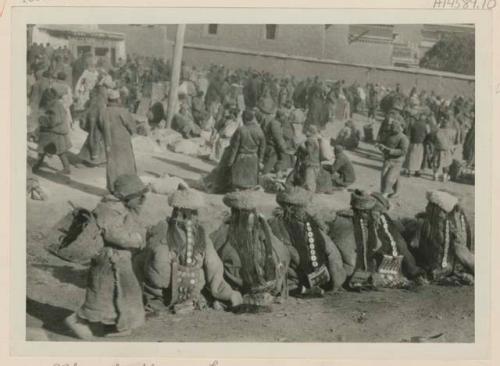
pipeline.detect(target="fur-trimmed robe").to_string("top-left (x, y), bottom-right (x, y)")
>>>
top-left (413, 203), bottom-right (474, 278)
top-left (326, 209), bottom-right (422, 283)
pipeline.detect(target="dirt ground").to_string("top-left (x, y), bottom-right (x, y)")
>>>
top-left (26, 114), bottom-right (475, 342)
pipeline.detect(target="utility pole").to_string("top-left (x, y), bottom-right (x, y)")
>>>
top-left (166, 24), bottom-right (186, 129)
top-left (161, 25), bottom-right (169, 63)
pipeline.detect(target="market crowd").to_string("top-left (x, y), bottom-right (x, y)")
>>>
top-left (27, 42), bottom-right (475, 340)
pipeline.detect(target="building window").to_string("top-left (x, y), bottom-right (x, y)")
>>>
top-left (207, 24), bottom-right (218, 35)
top-left (265, 24), bottom-right (278, 40)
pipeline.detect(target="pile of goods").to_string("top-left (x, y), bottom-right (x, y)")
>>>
top-left (449, 159), bottom-right (474, 185)
top-left (141, 173), bottom-right (189, 196)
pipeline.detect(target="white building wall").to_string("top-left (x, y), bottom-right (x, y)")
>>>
top-left (32, 26), bottom-right (69, 48)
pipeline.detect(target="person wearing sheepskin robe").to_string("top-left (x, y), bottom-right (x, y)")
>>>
top-left (211, 190), bottom-right (290, 309)
top-left (267, 187), bottom-right (347, 296)
top-left (413, 190), bottom-right (474, 285)
top-left (141, 184), bottom-right (243, 315)
top-left (330, 190), bottom-right (423, 290)
top-left (64, 174), bottom-right (149, 340)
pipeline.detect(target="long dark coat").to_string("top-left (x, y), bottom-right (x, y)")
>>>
top-left (226, 121), bottom-right (266, 190)
top-left (99, 102), bottom-right (137, 192)
top-left (78, 86), bottom-right (107, 164)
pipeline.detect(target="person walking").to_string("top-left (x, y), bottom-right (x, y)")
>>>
top-left (32, 88), bottom-right (72, 175)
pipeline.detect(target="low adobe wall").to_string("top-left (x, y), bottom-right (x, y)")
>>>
top-left (182, 43), bottom-right (474, 99)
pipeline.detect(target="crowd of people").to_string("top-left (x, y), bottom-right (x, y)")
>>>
top-left (27, 43), bottom-right (475, 340)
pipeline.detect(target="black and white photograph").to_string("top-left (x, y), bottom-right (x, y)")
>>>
top-left (23, 22), bottom-right (478, 344)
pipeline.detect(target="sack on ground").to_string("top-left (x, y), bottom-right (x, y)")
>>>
top-left (151, 128), bottom-right (183, 150)
top-left (47, 208), bottom-right (104, 264)
top-left (169, 139), bottom-right (202, 156)
top-left (141, 174), bottom-right (188, 196)
top-left (132, 135), bottom-right (163, 154)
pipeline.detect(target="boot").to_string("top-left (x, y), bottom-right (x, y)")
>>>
top-left (64, 313), bottom-right (94, 340)
top-left (59, 153), bottom-right (71, 175)
top-left (32, 154), bottom-right (46, 173)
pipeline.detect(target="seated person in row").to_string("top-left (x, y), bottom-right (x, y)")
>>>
top-left (142, 184), bottom-right (243, 314)
top-left (212, 191), bottom-right (290, 308)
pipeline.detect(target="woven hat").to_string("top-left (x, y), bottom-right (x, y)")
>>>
top-left (350, 190), bottom-right (376, 210)
top-left (223, 191), bottom-right (260, 210)
top-left (370, 192), bottom-right (391, 212)
top-left (426, 190), bottom-right (459, 213)
top-left (113, 174), bottom-right (148, 201)
top-left (276, 186), bottom-right (313, 207)
top-left (168, 183), bottom-right (205, 210)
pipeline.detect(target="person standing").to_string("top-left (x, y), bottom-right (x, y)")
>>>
top-left (377, 120), bottom-right (409, 198)
top-left (404, 112), bottom-right (429, 177)
top-left (100, 89), bottom-right (138, 193)
top-left (462, 109), bottom-right (475, 167)
top-left (32, 88), bottom-right (72, 175)
top-left (51, 72), bottom-right (74, 128)
top-left (64, 174), bottom-right (149, 339)
top-left (73, 56), bottom-right (99, 124)
top-left (305, 81), bottom-right (328, 129)
top-left (377, 107), bottom-right (403, 144)
top-left (78, 83), bottom-right (108, 165)
top-left (367, 84), bottom-right (379, 122)
top-left (262, 109), bottom-right (295, 176)
top-left (28, 70), bottom-right (51, 139)
top-left (431, 114), bottom-right (458, 182)
top-left (226, 109), bottom-right (266, 191)
top-left (290, 125), bottom-right (322, 192)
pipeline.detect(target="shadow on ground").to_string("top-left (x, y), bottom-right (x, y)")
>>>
top-left (32, 263), bottom-right (89, 289)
